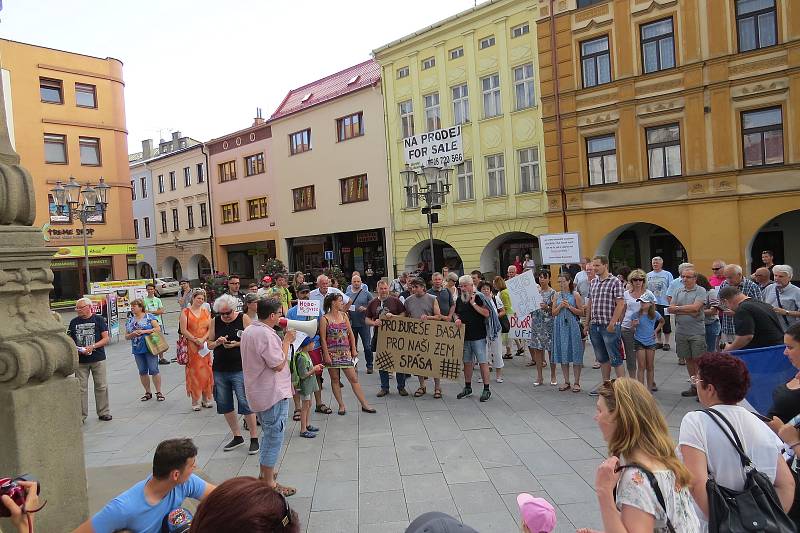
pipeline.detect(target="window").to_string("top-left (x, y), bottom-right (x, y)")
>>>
top-left (158, 174), bottom-right (165, 193)
top-left (245, 153), bottom-right (265, 176)
top-left (340, 175), bottom-right (368, 204)
top-left (221, 202), bottom-right (238, 223)
top-left (742, 107), bottom-right (783, 167)
top-left (486, 154), bottom-right (506, 196)
top-left (511, 23), bottom-right (530, 38)
top-left (140, 176), bottom-right (147, 198)
top-left (171, 208), bottom-right (179, 232)
top-left (169, 171), bottom-right (176, 191)
top-left (183, 167), bottom-right (191, 187)
top-left (646, 124), bottom-right (682, 178)
top-left (450, 47), bottom-right (464, 60)
top-left (196, 163), bottom-right (205, 183)
top-left (44, 134), bottom-right (67, 163)
top-left (736, 0), bottom-right (777, 52)
top-left (289, 129), bottom-right (311, 155)
top-left (424, 93), bottom-right (441, 131)
top-left (456, 160), bottom-right (474, 201)
top-left (40, 78), bottom-right (62, 104)
top-left (479, 36), bottom-right (495, 49)
top-left (581, 36), bottom-right (612, 88)
top-left (422, 57), bottom-right (435, 70)
top-left (399, 100), bottom-right (414, 138)
top-left (519, 148), bottom-right (540, 192)
top-left (452, 84), bottom-right (470, 125)
top-left (144, 217), bottom-right (151, 238)
top-left (131, 180), bottom-right (136, 200)
top-left (587, 134), bottom-right (618, 185)
top-left (133, 219), bottom-right (139, 240)
top-left (514, 63), bottom-right (536, 110)
top-left (160, 211), bottom-right (168, 234)
top-left (397, 66), bottom-right (409, 79)
top-left (199, 203), bottom-right (208, 227)
top-left (578, 0), bottom-right (607, 6)
top-left (187, 205), bottom-right (194, 229)
top-left (337, 112), bottom-right (364, 141)
top-left (75, 83), bottom-right (97, 108)
top-left (79, 137), bottom-right (101, 166)
top-left (219, 160), bottom-right (236, 182)
top-left (247, 197), bottom-right (269, 219)
top-left (292, 186), bottom-right (315, 212)
top-left (404, 172), bottom-right (419, 208)
top-left (482, 74), bottom-right (502, 118)
top-left (641, 18), bottom-right (675, 74)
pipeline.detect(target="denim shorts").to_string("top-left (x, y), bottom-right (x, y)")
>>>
top-left (133, 352), bottom-right (159, 376)
top-left (634, 340), bottom-right (657, 351)
top-left (588, 323), bottom-right (623, 367)
top-left (213, 371), bottom-right (252, 415)
top-left (463, 339), bottom-right (489, 364)
top-left (256, 398), bottom-right (289, 468)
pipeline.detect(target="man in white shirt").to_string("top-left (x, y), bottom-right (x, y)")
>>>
top-left (763, 264), bottom-right (800, 332)
top-left (309, 274), bottom-right (350, 308)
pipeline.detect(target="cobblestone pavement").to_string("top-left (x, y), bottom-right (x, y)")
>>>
top-left (76, 304), bottom-right (701, 532)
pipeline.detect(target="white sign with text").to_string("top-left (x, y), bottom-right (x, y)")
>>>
top-left (297, 299), bottom-right (320, 317)
top-left (506, 269), bottom-right (543, 318)
top-left (539, 232), bottom-right (582, 265)
top-left (403, 126), bottom-right (463, 168)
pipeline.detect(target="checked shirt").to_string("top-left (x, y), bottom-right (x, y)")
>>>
top-left (589, 274), bottom-right (624, 325)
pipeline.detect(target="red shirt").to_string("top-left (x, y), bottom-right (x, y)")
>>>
top-left (514, 260), bottom-right (523, 274)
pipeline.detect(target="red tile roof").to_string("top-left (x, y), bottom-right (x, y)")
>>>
top-left (269, 59), bottom-right (381, 121)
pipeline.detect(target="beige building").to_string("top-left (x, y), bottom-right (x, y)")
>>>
top-left (207, 118), bottom-right (278, 280)
top-left (269, 60), bottom-right (393, 282)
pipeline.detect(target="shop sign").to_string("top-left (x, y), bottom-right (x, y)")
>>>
top-left (341, 247), bottom-right (351, 253)
top-left (403, 125), bottom-right (463, 168)
top-left (52, 243), bottom-right (137, 258)
top-left (88, 257), bottom-right (112, 266)
top-left (44, 226), bottom-right (96, 240)
top-left (356, 231), bottom-right (379, 243)
top-left (51, 258), bottom-right (79, 268)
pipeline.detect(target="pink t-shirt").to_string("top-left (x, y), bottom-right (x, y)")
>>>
top-left (709, 274), bottom-right (725, 288)
top-left (240, 321), bottom-right (292, 412)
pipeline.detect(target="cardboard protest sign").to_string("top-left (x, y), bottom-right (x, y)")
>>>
top-left (506, 269), bottom-right (542, 318)
top-left (374, 316), bottom-right (464, 380)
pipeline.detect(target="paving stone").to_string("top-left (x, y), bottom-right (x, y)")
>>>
top-left (485, 465), bottom-right (542, 494)
top-left (462, 509), bottom-right (520, 533)
top-left (359, 465), bottom-right (402, 493)
top-left (358, 445), bottom-right (398, 468)
top-left (358, 489), bottom-right (409, 524)
top-left (406, 498), bottom-right (460, 521)
top-left (359, 522), bottom-right (410, 533)
top-left (401, 472), bottom-right (450, 502)
top-left (536, 472), bottom-right (598, 505)
top-left (307, 509), bottom-right (358, 533)
top-left (442, 457), bottom-right (489, 484)
top-left (449, 481), bottom-right (507, 515)
top-left (311, 480), bottom-right (358, 511)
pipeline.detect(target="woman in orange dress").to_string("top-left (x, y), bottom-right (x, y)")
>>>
top-left (179, 288), bottom-right (213, 410)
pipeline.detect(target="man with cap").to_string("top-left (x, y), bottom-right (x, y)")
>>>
top-left (517, 493), bottom-right (557, 533)
top-left (404, 512), bottom-right (479, 533)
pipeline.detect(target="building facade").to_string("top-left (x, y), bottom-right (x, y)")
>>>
top-left (374, 0), bottom-right (548, 277)
top-left (0, 39), bottom-right (134, 302)
top-left (129, 150), bottom-right (155, 279)
top-left (537, 0), bottom-right (800, 275)
top-left (207, 119), bottom-right (278, 281)
top-left (269, 60), bottom-right (393, 282)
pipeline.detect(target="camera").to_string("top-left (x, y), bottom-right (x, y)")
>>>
top-left (0, 475), bottom-right (39, 518)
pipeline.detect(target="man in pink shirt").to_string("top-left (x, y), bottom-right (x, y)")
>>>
top-left (240, 298), bottom-right (296, 497)
top-left (709, 259), bottom-right (726, 288)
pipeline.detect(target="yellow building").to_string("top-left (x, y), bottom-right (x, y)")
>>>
top-left (536, 0), bottom-right (800, 275)
top-left (374, 0), bottom-right (548, 277)
top-left (0, 39), bottom-right (133, 301)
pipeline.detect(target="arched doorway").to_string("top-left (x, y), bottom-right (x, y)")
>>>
top-left (480, 232), bottom-right (539, 279)
top-left (137, 262), bottom-right (154, 279)
top-left (405, 239), bottom-right (463, 276)
top-left (598, 223), bottom-right (687, 275)
top-left (187, 254), bottom-right (211, 281)
top-left (161, 256), bottom-right (182, 280)
top-left (748, 210), bottom-right (799, 277)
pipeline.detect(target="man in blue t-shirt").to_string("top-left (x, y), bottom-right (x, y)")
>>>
top-left (72, 438), bottom-right (215, 533)
top-left (646, 256), bottom-right (674, 351)
top-left (68, 297), bottom-right (111, 423)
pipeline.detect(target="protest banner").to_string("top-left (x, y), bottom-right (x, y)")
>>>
top-left (509, 313), bottom-right (531, 340)
top-left (374, 316), bottom-right (464, 380)
top-left (298, 299), bottom-right (320, 317)
top-left (505, 269), bottom-right (542, 318)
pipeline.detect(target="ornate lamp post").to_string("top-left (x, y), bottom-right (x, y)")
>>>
top-left (50, 176), bottom-right (111, 293)
top-left (402, 166), bottom-right (452, 274)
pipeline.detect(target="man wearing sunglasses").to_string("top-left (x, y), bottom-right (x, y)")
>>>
top-left (709, 260), bottom-right (726, 288)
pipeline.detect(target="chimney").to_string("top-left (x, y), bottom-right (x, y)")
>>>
top-left (141, 139), bottom-right (153, 159)
top-left (252, 107), bottom-right (265, 126)
top-left (171, 131), bottom-right (181, 143)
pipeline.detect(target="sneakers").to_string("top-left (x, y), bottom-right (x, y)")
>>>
top-left (588, 386), bottom-right (600, 397)
top-left (223, 436), bottom-right (245, 452)
top-left (496, 377), bottom-right (504, 383)
top-left (99, 414), bottom-right (113, 421)
top-left (681, 385), bottom-right (698, 397)
top-left (456, 386), bottom-right (473, 399)
top-left (398, 388), bottom-right (409, 397)
top-left (248, 438), bottom-right (260, 455)
top-left (300, 431), bottom-right (316, 438)
top-left (377, 389), bottom-right (389, 397)
top-left (480, 389), bottom-right (491, 402)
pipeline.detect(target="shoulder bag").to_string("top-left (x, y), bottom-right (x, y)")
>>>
top-left (700, 408), bottom-right (796, 533)
top-left (614, 463), bottom-right (676, 533)
top-left (176, 309), bottom-right (190, 365)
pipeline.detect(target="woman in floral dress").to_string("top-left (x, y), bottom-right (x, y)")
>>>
top-left (529, 270), bottom-right (555, 386)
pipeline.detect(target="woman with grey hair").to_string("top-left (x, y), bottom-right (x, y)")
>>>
top-left (765, 264), bottom-right (800, 332)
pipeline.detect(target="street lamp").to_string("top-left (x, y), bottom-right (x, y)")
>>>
top-left (403, 165), bottom-right (452, 274)
top-left (50, 176), bottom-right (111, 294)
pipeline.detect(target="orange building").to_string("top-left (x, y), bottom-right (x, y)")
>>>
top-left (0, 39), bottom-right (133, 302)
top-left (536, 0), bottom-right (800, 275)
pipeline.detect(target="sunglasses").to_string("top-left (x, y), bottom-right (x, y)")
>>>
top-left (690, 375), bottom-right (703, 386)
top-left (631, 278), bottom-right (644, 282)
top-left (711, 267), bottom-right (722, 271)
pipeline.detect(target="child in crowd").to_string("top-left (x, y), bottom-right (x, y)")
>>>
top-left (291, 336), bottom-right (324, 438)
top-left (631, 292), bottom-right (663, 392)
top-left (517, 493), bottom-right (557, 532)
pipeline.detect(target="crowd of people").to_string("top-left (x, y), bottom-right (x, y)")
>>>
top-left (28, 249), bottom-right (798, 532)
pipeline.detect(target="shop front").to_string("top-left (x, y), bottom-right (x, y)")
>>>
top-left (48, 243), bottom-right (137, 304)
top-left (288, 228), bottom-right (388, 281)
top-left (222, 240), bottom-right (277, 281)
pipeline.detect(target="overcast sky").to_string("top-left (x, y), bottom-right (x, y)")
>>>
top-left (2, 0), bottom-right (478, 151)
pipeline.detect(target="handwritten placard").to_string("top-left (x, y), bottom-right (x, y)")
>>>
top-left (509, 314), bottom-right (531, 340)
top-left (298, 299), bottom-right (320, 317)
top-left (506, 269), bottom-right (543, 318)
top-left (375, 316), bottom-right (464, 380)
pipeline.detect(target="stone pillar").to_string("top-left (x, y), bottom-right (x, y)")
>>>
top-left (0, 66), bottom-right (89, 531)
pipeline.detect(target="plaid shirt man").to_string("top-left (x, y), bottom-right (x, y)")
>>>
top-left (719, 277), bottom-right (763, 335)
top-left (589, 275), bottom-right (625, 325)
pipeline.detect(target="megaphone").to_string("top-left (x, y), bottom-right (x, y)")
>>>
top-left (278, 317), bottom-right (318, 337)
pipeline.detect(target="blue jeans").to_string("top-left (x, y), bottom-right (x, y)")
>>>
top-left (379, 371), bottom-right (408, 391)
top-left (352, 324), bottom-right (373, 368)
top-left (256, 398), bottom-right (289, 468)
top-left (213, 370), bottom-right (252, 415)
top-left (589, 323), bottom-right (623, 367)
top-left (705, 321), bottom-right (721, 354)
top-left (133, 352), bottom-right (159, 375)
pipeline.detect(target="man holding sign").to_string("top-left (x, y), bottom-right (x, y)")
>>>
top-left (404, 278), bottom-right (445, 399)
top-left (366, 280), bottom-right (408, 397)
top-left (454, 275), bottom-right (492, 402)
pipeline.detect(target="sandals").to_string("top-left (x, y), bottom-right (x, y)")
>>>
top-left (315, 404), bottom-right (333, 414)
top-left (192, 404), bottom-right (201, 411)
top-left (592, 362), bottom-right (601, 369)
top-left (558, 383), bottom-right (571, 391)
top-left (414, 387), bottom-right (426, 397)
top-left (337, 409), bottom-right (346, 416)
top-left (156, 392), bottom-right (165, 402)
top-left (526, 362), bottom-right (536, 367)
top-left (572, 384), bottom-right (582, 393)
top-left (533, 381), bottom-right (543, 387)
top-left (293, 409), bottom-right (301, 421)
top-left (433, 389), bottom-right (442, 399)
top-left (140, 393), bottom-right (152, 401)
top-left (273, 483), bottom-right (296, 497)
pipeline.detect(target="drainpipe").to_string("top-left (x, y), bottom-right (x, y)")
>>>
top-left (377, 73), bottom-right (398, 279)
top-left (200, 143), bottom-right (217, 274)
top-left (550, 0), bottom-right (568, 232)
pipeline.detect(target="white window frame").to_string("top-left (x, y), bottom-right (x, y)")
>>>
top-left (399, 100), bottom-right (414, 138)
top-left (424, 93), bottom-right (441, 132)
top-left (486, 154), bottom-right (506, 197)
top-left (481, 74), bottom-right (502, 118)
top-left (397, 66), bottom-right (409, 79)
top-left (514, 63), bottom-right (536, 110)
top-left (518, 147), bottom-right (540, 192)
top-left (456, 159), bottom-right (474, 201)
top-left (452, 84), bottom-right (470, 125)
top-left (511, 23), bottom-right (530, 38)
top-left (479, 36), bottom-right (496, 49)
top-left (421, 57), bottom-right (435, 70)
top-left (449, 47), bottom-right (464, 60)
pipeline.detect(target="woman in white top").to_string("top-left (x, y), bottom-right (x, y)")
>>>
top-left (578, 377), bottom-right (700, 533)
top-left (479, 281), bottom-right (505, 383)
top-left (679, 352), bottom-right (795, 529)
top-left (621, 269), bottom-right (651, 381)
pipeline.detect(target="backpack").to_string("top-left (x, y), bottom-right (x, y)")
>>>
top-left (290, 348), bottom-right (312, 390)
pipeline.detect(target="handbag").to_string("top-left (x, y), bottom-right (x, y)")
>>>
top-left (701, 408), bottom-right (797, 533)
top-left (145, 330), bottom-right (169, 356)
top-left (614, 463), bottom-right (676, 533)
top-left (176, 336), bottom-right (189, 365)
